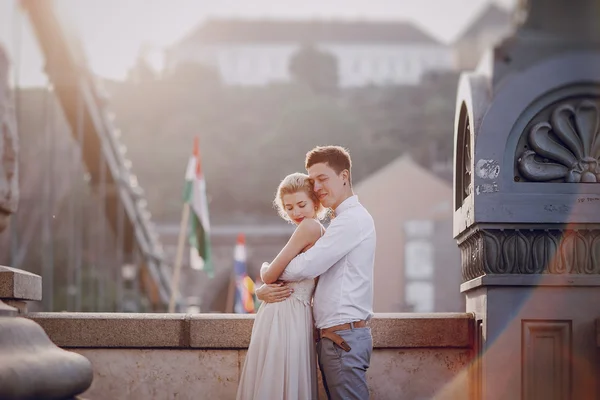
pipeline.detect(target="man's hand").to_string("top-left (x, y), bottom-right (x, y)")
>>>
top-left (255, 282), bottom-right (293, 303)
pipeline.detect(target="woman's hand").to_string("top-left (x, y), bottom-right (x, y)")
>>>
top-left (255, 282), bottom-right (293, 303)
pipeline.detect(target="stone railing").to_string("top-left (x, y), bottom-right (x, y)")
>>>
top-left (29, 312), bottom-right (474, 399)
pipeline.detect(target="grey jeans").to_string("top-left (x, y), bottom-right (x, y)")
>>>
top-left (316, 326), bottom-right (373, 400)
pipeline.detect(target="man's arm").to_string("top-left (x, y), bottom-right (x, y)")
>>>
top-left (255, 282), bottom-right (293, 303)
top-left (280, 212), bottom-right (362, 281)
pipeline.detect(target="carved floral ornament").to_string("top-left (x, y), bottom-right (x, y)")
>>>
top-left (518, 100), bottom-right (600, 183)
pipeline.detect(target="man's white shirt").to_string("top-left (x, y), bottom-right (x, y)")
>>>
top-left (280, 195), bottom-right (376, 329)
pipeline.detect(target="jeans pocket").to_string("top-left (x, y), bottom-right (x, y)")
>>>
top-left (329, 338), bottom-right (342, 358)
top-left (348, 327), bottom-right (372, 341)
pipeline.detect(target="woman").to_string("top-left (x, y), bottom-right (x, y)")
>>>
top-left (236, 172), bottom-right (327, 400)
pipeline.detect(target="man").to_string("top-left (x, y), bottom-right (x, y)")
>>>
top-left (256, 145), bottom-right (376, 400)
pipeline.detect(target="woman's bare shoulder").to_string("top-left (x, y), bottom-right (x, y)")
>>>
top-left (296, 218), bottom-right (323, 239)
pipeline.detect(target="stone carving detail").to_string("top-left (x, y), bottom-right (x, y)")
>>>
top-left (0, 45), bottom-right (18, 232)
top-left (455, 104), bottom-right (472, 208)
top-left (459, 228), bottom-right (600, 281)
top-left (517, 99), bottom-right (600, 182)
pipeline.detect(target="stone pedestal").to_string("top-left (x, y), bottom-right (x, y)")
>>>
top-left (462, 275), bottom-right (599, 399)
top-left (454, 1), bottom-right (600, 399)
top-left (0, 317), bottom-right (93, 400)
top-left (0, 266), bottom-right (93, 399)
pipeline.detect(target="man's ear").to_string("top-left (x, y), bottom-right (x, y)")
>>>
top-left (342, 169), bottom-right (349, 184)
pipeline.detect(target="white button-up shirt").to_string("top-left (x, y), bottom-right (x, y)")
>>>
top-left (281, 195), bottom-right (376, 329)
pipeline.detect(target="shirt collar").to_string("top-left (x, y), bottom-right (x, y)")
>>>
top-left (334, 195), bottom-right (359, 216)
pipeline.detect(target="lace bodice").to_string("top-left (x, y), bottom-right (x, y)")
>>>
top-left (287, 279), bottom-right (316, 306)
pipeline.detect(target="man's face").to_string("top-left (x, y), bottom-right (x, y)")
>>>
top-left (308, 162), bottom-right (347, 209)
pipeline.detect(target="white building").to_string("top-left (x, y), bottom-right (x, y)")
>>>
top-left (165, 19), bottom-right (456, 87)
top-left (453, 3), bottom-right (513, 70)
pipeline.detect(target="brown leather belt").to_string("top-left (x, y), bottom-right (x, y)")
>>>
top-left (317, 320), bottom-right (368, 352)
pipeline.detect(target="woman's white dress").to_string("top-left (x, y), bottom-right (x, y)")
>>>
top-left (236, 263), bottom-right (318, 399)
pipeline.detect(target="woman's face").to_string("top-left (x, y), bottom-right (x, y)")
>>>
top-left (282, 191), bottom-right (317, 225)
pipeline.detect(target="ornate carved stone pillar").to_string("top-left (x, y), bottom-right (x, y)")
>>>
top-left (455, 1), bottom-right (600, 398)
top-left (0, 44), bottom-right (93, 399)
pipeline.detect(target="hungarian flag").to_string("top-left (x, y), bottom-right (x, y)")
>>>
top-left (183, 137), bottom-right (213, 277)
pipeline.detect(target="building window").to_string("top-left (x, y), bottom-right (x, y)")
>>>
top-left (405, 220), bottom-right (433, 237)
top-left (405, 240), bottom-right (433, 279)
top-left (405, 281), bottom-right (434, 312)
top-left (404, 219), bottom-right (435, 312)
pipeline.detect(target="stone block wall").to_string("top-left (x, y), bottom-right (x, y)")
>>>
top-left (29, 312), bottom-right (474, 399)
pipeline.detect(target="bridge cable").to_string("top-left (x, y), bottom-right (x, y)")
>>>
top-left (9, 0), bottom-right (22, 269)
top-left (96, 118), bottom-right (108, 311)
top-left (41, 74), bottom-right (55, 311)
top-left (73, 81), bottom-right (84, 311)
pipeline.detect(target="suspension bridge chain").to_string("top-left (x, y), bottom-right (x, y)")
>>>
top-left (18, 0), bottom-right (179, 311)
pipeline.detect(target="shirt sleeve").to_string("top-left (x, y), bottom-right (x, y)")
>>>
top-left (280, 212), bottom-right (363, 281)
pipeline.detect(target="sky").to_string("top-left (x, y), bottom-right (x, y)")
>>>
top-left (0, 0), bottom-right (516, 86)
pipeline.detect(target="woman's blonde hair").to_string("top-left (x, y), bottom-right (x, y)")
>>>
top-left (274, 173), bottom-right (327, 222)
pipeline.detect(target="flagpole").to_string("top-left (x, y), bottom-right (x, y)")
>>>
top-left (169, 202), bottom-right (190, 313)
top-left (225, 271), bottom-right (236, 313)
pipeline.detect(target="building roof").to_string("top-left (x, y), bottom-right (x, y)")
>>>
top-left (174, 19), bottom-right (443, 47)
top-left (355, 154), bottom-right (453, 220)
top-left (455, 3), bottom-right (512, 43)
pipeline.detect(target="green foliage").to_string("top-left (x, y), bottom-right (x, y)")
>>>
top-left (13, 64), bottom-right (459, 228)
top-left (289, 44), bottom-right (338, 94)
top-left (105, 64), bottom-right (459, 225)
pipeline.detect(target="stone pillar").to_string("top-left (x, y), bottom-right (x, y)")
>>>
top-left (454, 1), bottom-right (600, 399)
top-left (0, 44), bottom-right (93, 399)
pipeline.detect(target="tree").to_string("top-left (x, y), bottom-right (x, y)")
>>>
top-left (163, 62), bottom-right (221, 88)
top-left (127, 45), bottom-right (157, 85)
top-left (289, 44), bottom-right (338, 94)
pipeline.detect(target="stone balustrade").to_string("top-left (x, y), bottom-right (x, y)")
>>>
top-left (0, 265), bottom-right (41, 314)
top-left (0, 266), bottom-right (93, 399)
top-left (29, 312), bottom-right (475, 399)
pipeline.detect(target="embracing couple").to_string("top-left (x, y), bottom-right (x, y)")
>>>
top-left (236, 146), bottom-right (376, 400)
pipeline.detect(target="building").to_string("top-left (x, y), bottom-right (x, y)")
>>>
top-left (454, 3), bottom-right (513, 70)
top-left (165, 19), bottom-right (456, 87)
top-left (354, 155), bottom-right (463, 313)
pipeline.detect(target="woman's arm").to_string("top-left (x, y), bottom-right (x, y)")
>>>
top-left (261, 219), bottom-right (322, 284)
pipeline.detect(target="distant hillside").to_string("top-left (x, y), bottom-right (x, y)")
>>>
top-left (14, 67), bottom-right (458, 226)
top-left (105, 66), bottom-right (458, 224)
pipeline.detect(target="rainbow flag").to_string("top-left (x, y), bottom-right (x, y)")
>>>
top-left (233, 233), bottom-right (255, 313)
